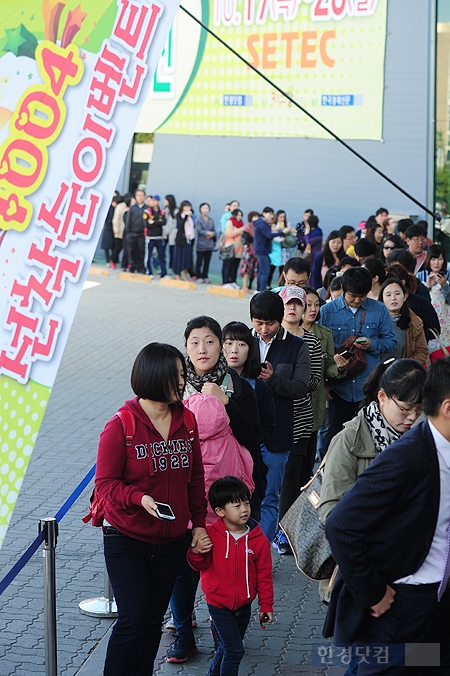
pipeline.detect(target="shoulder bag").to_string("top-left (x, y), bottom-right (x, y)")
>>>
top-left (280, 455), bottom-right (335, 581)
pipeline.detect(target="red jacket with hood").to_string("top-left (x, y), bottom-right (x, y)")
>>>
top-left (95, 397), bottom-right (206, 544)
top-left (187, 517), bottom-right (274, 613)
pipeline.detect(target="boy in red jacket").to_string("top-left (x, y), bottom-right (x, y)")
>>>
top-left (187, 476), bottom-right (274, 676)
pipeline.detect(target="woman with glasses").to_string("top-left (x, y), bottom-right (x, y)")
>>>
top-left (378, 234), bottom-right (404, 266)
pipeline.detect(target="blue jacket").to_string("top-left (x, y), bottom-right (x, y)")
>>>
top-left (318, 296), bottom-right (396, 402)
top-left (254, 218), bottom-right (278, 256)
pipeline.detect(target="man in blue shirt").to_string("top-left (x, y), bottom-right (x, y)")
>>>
top-left (319, 267), bottom-right (396, 446)
top-left (254, 207), bottom-right (286, 291)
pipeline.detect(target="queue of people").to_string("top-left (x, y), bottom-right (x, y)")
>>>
top-left (93, 199), bottom-right (450, 676)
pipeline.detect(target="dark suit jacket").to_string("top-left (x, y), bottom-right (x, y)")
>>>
top-left (324, 420), bottom-right (440, 644)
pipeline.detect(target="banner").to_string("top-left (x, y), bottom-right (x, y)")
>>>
top-left (138, 0), bottom-right (387, 140)
top-left (0, 0), bottom-right (180, 549)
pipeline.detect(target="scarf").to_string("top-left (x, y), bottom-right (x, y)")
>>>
top-left (364, 400), bottom-right (402, 453)
top-left (184, 215), bottom-right (195, 242)
top-left (185, 352), bottom-right (230, 393)
top-left (230, 217), bottom-right (244, 229)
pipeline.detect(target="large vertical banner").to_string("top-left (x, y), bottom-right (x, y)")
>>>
top-left (137, 0), bottom-right (387, 140)
top-left (0, 0), bottom-right (180, 549)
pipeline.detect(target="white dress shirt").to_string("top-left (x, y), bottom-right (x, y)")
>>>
top-left (395, 420), bottom-right (450, 585)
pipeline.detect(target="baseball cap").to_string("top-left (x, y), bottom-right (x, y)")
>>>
top-left (278, 286), bottom-right (307, 305)
top-left (151, 194), bottom-right (160, 200)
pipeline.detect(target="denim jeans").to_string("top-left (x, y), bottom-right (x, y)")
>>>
top-left (103, 527), bottom-right (186, 676)
top-left (257, 254), bottom-right (270, 291)
top-left (169, 534), bottom-right (200, 637)
top-left (207, 603), bottom-right (252, 676)
top-left (260, 444), bottom-right (290, 541)
top-left (147, 238), bottom-right (167, 277)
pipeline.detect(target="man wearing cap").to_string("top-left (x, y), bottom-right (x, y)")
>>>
top-left (146, 194), bottom-right (167, 278)
top-left (250, 290), bottom-right (311, 543)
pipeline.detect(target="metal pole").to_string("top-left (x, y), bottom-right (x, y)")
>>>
top-left (40, 517), bottom-right (58, 676)
top-left (79, 563), bottom-right (117, 618)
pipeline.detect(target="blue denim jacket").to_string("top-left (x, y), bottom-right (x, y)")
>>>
top-left (318, 296), bottom-right (397, 402)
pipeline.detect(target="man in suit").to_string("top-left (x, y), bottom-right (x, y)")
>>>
top-left (250, 290), bottom-right (311, 544)
top-left (324, 358), bottom-right (450, 674)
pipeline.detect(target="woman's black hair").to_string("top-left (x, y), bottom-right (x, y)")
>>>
top-left (322, 230), bottom-right (344, 269)
top-left (209, 476), bottom-right (251, 511)
top-left (184, 316), bottom-right (222, 344)
top-left (379, 233), bottom-right (404, 265)
top-left (165, 194), bottom-right (177, 218)
top-left (325, 276), bottom-right (343, 300)
top-left (250, 290), bottom-right (284, 323)
top-left (363, 257), bottom-right (386, 285)
top-left (231, 208), bottom-right (243, 218)
top-left (338, 256), bottom-right (359, 270)
top-left (378, 277), bottom-right (410, 330)
top-left (130, 343), bottom-right (186, 403)
top-left (322, 265), bottom-right (339, 291)
top-left (423, 244), bottom-right (447, 273)
top-left (199, 202), bottom-right (210, 213)
top-left (302, 286), bottom-right (320, 323)
top-left (361, 358), bottom-right (426, 409)
top-left (222, 322), bottom-right (261, 378)
top-left (179, 200), bottom-right (192, 212)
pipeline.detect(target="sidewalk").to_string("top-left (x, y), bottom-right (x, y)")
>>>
top-left (0, 269), bottom-right (344, 676)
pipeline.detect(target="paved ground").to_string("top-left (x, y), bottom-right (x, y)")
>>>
top-left (0, 268), bottom-right (345, 676)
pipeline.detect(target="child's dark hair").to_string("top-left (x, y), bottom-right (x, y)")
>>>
top-left (360, 358), bottom-right (425, 409)
top-left (131, 343), bottom-right (186, 402)
top-left (222, 322), bottom-right (261, 378)
top-left (209, 476), bottom-right (251, 511)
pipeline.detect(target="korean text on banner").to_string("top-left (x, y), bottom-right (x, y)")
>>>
top-left (0, 0), bottom-right (181, 550)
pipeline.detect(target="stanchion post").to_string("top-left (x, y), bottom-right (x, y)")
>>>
top-left (39, 517), bottom-right (58, 676)
top-left (78, 562), bottom-right (117, 618)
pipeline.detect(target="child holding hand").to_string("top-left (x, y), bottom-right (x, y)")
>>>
top-left (187, 476), bottom-right (274, 676)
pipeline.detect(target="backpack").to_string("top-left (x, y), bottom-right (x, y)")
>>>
top-left (82, 407), bottom-right (196, 527)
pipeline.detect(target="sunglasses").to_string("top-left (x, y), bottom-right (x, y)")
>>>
top-left (383, 245), bottom-right (396, 250)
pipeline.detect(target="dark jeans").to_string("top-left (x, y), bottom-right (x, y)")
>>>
top-left (222, 257), bottom-right (240, 284)
top-left (196, 250), bottom-right (212, 279)
top-left (111, 238), bottom-right (123, 265)
top-left (169, 536), bottom-right (200, 637)
top-left (147, 238), bottom-right (167, 277)
top-left (257, 254), bottom-right (270, 291)
top-left (103, 527), bottom-right (186, 676)
top-left (207, 603), bottom-right (252, 676)
top-left (327, 391), bottom-right (360, 452)
top-left (278, 438), bottom-right (308, 522)
top-left (127, 233), bottom-right (145, 273)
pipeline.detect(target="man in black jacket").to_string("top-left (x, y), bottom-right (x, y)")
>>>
top-left (324, 359), bottom-right (450, 673)
top-left (126, 189), bottom-right (147, 273)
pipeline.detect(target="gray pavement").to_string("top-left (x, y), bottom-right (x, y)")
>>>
top-left (0, 268), bottom-right (345, 676)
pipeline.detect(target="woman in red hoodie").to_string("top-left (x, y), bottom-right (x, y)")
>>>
top-left (95, 343), bottom-right (208, 676)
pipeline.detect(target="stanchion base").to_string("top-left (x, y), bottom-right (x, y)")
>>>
top-left (79, 597), bottom-right (118, 618)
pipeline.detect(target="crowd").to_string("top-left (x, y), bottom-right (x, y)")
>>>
top-left (93, 198), bottom-right (450, 676)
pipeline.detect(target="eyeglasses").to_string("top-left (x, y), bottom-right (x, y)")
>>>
top-left (390, 397), bottom-right (422, 416)
top-left (285, 278), bottom-right (308, 287)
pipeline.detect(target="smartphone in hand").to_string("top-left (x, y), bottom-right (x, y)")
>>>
top-left (154, 502), bottom-right (176, 520)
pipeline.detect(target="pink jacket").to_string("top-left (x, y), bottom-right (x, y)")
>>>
top-left (184, 393), bottom-right (254, 526)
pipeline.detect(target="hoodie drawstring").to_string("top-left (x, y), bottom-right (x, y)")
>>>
top-left (245, 533), bottom-right (250, 599)
top-left (225, 530), bottom-right (230, 559)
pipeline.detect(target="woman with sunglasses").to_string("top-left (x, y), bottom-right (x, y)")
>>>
top-left (378, 234), bottom-right (404, 266)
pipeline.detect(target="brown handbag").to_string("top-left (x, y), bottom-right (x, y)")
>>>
top-left (336, 309), bottom-right (367, 380)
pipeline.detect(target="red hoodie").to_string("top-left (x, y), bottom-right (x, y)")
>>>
top-left (187, 517), bottom-right (274, 613)
top-left (95, 397), bottom-right (206, 544)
